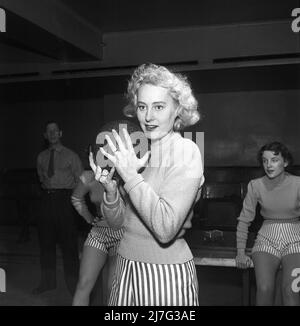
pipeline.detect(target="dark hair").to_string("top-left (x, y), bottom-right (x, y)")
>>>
top-left (45, 120), bottom-right (60, 130)
top-left (257, 141), bottom-right (293, 167)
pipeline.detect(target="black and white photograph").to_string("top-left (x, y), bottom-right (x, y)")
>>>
top-left (0, 0), bottom-right (300, 310)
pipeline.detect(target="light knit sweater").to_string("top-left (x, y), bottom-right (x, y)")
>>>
top-left (236, 173), bottom-right (300, 249)
top-left (101, 131), bottom-right (204, 264)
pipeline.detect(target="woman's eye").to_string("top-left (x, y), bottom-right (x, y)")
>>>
top-left (154, 105), bottom-right (164, 111)
top-left (137, 105), bottom-right (146, 111)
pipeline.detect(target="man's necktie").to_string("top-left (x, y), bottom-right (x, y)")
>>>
top-left (47, 149), bottom-right (55, 178)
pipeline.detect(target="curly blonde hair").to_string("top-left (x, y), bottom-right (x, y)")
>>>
top-left (123, 63), bottom-right (200, 131)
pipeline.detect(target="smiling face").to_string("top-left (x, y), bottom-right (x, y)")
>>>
top-left (136, 84), bottom-right (179, 143)
top-left (262, 150), bottom-right (288, 179)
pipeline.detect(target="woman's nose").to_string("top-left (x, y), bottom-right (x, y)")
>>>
top-left (145, 108), bottom-right (153, 121)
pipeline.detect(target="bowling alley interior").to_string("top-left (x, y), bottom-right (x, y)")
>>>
top-left (1, 0), bottom-right (300, 306)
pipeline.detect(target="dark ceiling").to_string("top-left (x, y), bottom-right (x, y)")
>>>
top-left (0, 0), bottom-right (299, 86)
top-left (60, 0), bottom-right (298, 32)
top-left (2, 63), bottom-right (300, 102)
top-left (0, 0), bottom-right (298, 63)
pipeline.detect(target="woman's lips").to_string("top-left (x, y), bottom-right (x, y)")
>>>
top-left (145, 125), bottom-right (157, 131)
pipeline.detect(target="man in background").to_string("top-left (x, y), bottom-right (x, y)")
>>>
top-left (33, 121), bottom-right (83, 296)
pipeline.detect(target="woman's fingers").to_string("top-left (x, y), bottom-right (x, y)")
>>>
top-left (99, 168), bottom-right (116, 185)
top-left (122, 128), bottom-right (135, 152)
top-left (100, 147), bottom-right (116, 164)
top-left (94, 165), bottom-right (102, 181)
top-left (90, 149), bottom-right (116, 186)
top-left (99, 169), bottom-right (108, 183)
top-left (89, 152), bottom-right (106, 184)
top-left (89, 152), bottom-right (97, 173)
top-left (236, 256), bottom-right (252, 269)
top-left (112, 129), bottom-right (126, 152)
top-left (108, 166), bottom-right (115, 179)
top-left (238, 262), bottom-right (247, 269)
top-left (246, 257), bottom-right (253, 267)
top-left (105, 134), bottom-right (117, 153)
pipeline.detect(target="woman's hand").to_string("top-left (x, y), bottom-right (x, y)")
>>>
top-left (235, 252), bottom-right (253, 269)
top-left (89, 152), bottom-right (117, 196)
top-left (91, 216), bottom-right (103, 227)
top-left (100, 128), bottom-right (150, 183)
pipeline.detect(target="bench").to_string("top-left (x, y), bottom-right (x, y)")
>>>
top-left (194, 256), bottom-right (254, 306)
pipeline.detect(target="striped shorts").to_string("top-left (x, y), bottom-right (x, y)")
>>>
top-left (84, 226), bottom-right (124, 256)
top-left (252, 220), bottom-right (300, 258)
top-left (108, 255), bottom-right (199, 306)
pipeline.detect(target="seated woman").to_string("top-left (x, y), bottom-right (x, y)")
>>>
top-left (236, 141), bottom-right (300, 306)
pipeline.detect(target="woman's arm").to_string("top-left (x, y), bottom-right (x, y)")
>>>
top-left (123, 140), bottom-right (204, 244)
top-left (71, 172), bottom-right (94, 224)
top-left (101, 187), bottom-right (126, 229)
top-left (236, 180), bottom-right (258, 251)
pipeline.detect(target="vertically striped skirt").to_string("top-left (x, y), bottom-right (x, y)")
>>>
top-left (108, 255), bottom-right (199, 306)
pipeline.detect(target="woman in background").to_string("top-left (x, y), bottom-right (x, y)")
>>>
top-left (71, 156), bottom-right (124, 305)
top-left (72, 119), bottom-right (141, 305)
top-left (236, 141), bottom-right (300, 305)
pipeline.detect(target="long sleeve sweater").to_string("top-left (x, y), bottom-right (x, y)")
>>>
top-left (71, 170), bottom-right (108, 226)
top-left (236, 173), bottom-right (300, 249)
top-left (101, 131), bottom-right (204, 264)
